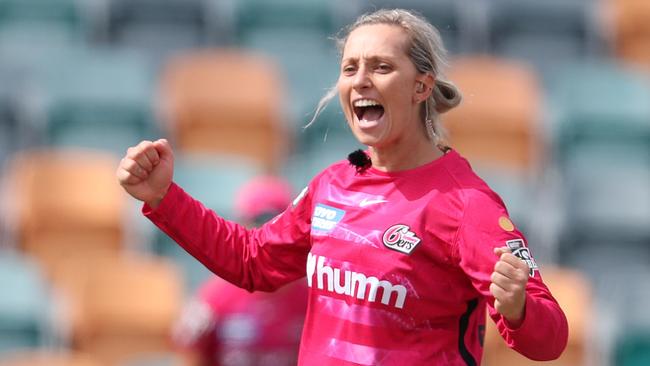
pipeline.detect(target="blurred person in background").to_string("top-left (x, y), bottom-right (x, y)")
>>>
top-left (172, 176), bottom-right (307, 366)
top-left (117, 8), bottom-right (568, 365)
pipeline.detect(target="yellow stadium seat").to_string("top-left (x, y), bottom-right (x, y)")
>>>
top-left (0, 350), bottom-right (103, 366)
top-left (4, 149), bottom-right (126, 275)
top-left (443, 56), bottom-right (542, 173)
top-left (73, 256), bottom-right (183, 365)
top-left (158, 50), bottom-right (289, 173)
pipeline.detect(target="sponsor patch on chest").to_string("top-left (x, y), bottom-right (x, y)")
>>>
top-left (312, 203), bottom-right (346, 232)
top-left (382, 224), bottom-right (421, 254)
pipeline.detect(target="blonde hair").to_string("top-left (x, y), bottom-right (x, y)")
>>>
top-left (309, 8), bottom-right (462, 146)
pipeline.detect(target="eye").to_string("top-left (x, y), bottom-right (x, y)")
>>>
top-left (376, 63), bottom-right (392, 73)
top-left (342, 64), bottom-right (357, 75)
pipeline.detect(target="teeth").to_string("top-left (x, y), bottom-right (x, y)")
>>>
top-left (353, 99), bottom-right (381, 107)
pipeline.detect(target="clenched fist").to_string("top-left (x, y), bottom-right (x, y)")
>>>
top-left (116, 139), bottom-right (174, 208)
top-left (490, 246), bottom-right (529, 327)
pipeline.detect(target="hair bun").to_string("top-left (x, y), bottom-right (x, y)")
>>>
top-left (433, 79), bottom-right (462, 114)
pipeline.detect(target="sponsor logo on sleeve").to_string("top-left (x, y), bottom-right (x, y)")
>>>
top-left (382, 224), bottom-right (421, 255)
top-left (506, 239), bottom-right (538, 277)
top-left (312, 203), bottom-right (345, 232)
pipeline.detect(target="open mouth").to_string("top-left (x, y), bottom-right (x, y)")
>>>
top-left (353, 99), bottom-right (385, 123)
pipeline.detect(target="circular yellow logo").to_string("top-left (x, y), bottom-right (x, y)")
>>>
top-left (498, 216), bottom-right (515, 232)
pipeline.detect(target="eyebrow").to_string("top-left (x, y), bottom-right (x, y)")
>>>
top-left (341, 55), bottom-right (395, 64)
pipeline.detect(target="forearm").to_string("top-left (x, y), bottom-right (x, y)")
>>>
top-left (492, 290), bottom-right (568, 360)
top-left (143, 183), bottom-right (306, 291)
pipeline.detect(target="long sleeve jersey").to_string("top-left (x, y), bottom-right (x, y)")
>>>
top-left (144, 149), bottom-right (568, 365)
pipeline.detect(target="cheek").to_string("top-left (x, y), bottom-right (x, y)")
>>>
top-left (337, 81), bottom-right (351, 113)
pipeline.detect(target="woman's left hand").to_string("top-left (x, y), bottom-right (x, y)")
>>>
top-left (489, 247), bottom-right (529, 327)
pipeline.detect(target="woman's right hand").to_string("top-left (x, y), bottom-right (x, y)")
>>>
top-left (116, 139), bottom-right (174, 209)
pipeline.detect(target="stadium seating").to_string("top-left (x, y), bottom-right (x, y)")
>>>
top-left (0, 0), bottom-right (647, 362)
top-left (158, 50), bottom-right (289, 172)
top-left (4, 149), bottom-right (126, 275)
top-left (105, 0), bottom-right (209, 61)
top-left (234, 0), bottom-right (337, 41)
top-left (545, 61), bottom-right (650, 248)
top-left (609, 0), bottom-right (650, 72)
top-left (0, 0), bottom-right (86, 36)
top-left (240, 27), bottom-right (339, 133)
top-left (487, 0), bottom-right (596, 55)
top-left (444, 56), bottom-right (542, 172)
top-left (70, 256), bottom-right (182, 365)
top-left (37, 48), bottom-right (157, 156)
top-left (0, 250), bottom-right (52, 354)
top-left (0, 66), bottom-right (19, 167)
top-left (482, 266), bottom-right (592, 365)
top-left (615, 330), bottom-right (650, 366)
top-left (0, 350), bottom-right (103, 366)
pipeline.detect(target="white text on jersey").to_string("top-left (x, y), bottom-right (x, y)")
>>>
top-left (306, 253), bottom-right (407, 309)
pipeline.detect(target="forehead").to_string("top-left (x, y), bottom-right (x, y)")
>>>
top-left (342, 24), bottom-right (410, 59)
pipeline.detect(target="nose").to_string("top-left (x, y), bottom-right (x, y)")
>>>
top-left (352, 66), bottom-right (372, 91)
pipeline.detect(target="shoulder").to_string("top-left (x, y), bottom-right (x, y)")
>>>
top-left (439, 151), bottom-right (508, 214)
top-left (307, 159), bottom-right (356, 190)
top-left (431, 151), bottom-right (514, 240)
top-left (290, 159), bottom-right (352, 207)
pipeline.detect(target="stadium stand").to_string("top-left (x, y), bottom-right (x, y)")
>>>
top-left (0, 0), bottom-right (647, 363)
top-left (0, 250), bottom-right (53, 355)
top-left (4, 149), bottom-right (126, 276)
top-left (158, 50), bottom-right (288, 173)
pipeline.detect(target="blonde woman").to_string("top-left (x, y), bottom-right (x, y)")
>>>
top-left (117, 9), bottom-right (567, 365)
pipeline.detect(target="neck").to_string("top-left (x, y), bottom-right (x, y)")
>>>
top-left (369, 134), bottom-right (444, 172)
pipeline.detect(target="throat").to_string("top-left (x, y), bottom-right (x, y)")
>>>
top-left (369, 140), bottom-right (445, 172)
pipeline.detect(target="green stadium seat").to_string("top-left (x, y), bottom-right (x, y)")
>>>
top-left (0, 0), bottom-right (87, 39)
top-left (106, 0), bottom-right (209, 61)
top-left (487, 0), bottom-right (597, 56)
top-left (0, 250), bottom-right (52, 354)
top-left (546, 62), bottom-right (650, 248)
top-left (234, 0), bottom-right (337, 41)
top-left (615, 330), bottom-right (650, 366)
top-left (37, 47), bottom-right (158, 156)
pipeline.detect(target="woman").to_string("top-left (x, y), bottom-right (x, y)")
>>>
top-left (117, 9), bottom-right (568, 365)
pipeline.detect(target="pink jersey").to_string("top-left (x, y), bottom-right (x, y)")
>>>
top-left (144, 150), bottom-right (568, 365)
top-left (179, 277), bottom-right (307, 366)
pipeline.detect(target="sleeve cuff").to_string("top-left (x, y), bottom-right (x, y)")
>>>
top-left (501, 292), bottom-right (533, 333)
top-left (142, 182), bottom-right (181, 218)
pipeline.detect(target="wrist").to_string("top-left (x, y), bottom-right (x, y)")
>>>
top-left (504, 300), bottom-right (526, 329)
top-left (146, 184), bottom-right (171, 209)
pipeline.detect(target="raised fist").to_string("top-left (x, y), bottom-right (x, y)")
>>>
top-left (116, 139), bottom-right (174, 208)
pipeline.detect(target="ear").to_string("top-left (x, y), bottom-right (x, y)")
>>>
top-left (413, 73), bottom-right (435, 103)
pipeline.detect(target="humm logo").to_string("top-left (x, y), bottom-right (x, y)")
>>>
top-left (306, 253), bottom-right (407, 309)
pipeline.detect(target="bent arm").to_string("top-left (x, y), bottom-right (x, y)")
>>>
top-left (144, 183), bottom-right (312, 292)
top-left (489, 281), bottom-right (568, 360)
top-left (454, 191), bottom-right (568, 360)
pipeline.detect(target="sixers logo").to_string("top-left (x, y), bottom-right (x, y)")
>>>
top-left (382, 224), bottom-right (421, 255)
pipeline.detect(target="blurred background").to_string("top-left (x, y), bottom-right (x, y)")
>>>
top-left (0, 0), bottom-right (648, 365)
